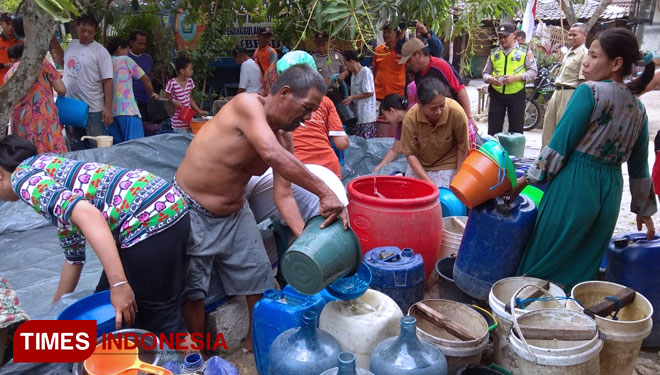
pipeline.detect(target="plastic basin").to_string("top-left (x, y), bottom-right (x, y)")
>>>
top-left (58, 290), bottom-right (114, 337)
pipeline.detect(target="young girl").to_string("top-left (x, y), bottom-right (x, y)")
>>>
top-left (342, 50), bottom-right (377, 138)
top-left (164, 55), bottom-right (207, 133)
top-left (373, 94), bottom-right (409, 172)
top-left (106, 37), bottom-right (156, 144)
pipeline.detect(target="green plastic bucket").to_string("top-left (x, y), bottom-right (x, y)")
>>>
top-left (281, 216), bottom-right (361, 295)
top-left (520, 185), bottom-right (543, 207)
top-left (477, 141), bottom-right (516, 188)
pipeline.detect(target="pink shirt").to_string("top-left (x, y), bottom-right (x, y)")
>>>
top-left (165, 77), bottom-right (195, 129)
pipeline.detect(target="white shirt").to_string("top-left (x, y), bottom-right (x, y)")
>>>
top-left (63, 40), bottom-right (113, 112)
top-left (239, 58), bottom-right (262, 94)
top-left (351, 66), bottom-right (377, 124)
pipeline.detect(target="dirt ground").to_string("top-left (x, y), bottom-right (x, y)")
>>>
top-left (218, 87), bottom-right (660, 374)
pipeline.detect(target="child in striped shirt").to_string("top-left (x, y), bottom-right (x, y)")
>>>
top-left (164, 55), bottom-right (207, 133)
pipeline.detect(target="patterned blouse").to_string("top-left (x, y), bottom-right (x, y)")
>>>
top-left (11, 155), bottom-right (188, 264)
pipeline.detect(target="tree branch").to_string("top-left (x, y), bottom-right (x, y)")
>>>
top-left (587, 0), bottom-right (614, 29)
top-left (558, 0), bottom-right (577, 25)
top-left (0, 0), bottom-right (57, 138)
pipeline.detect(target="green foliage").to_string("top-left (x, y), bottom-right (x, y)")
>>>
top-left (267, 0), bottom-right (455, 51)
top-left (184, 12), bottom-right (235, 103)
top-left (0, 0), bottom-right (22, 12)
top-left (439, 0), bottom-right (524, 75)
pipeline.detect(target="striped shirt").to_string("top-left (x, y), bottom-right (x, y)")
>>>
top-left (165, 77), bottom-right (195, 129)
top-left (11, 155), bottom-right (188, 264)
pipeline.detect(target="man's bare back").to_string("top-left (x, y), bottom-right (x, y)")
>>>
top-left (175, 88), bottom-right (345, 221)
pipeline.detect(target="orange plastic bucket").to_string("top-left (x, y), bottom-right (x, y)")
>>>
top-left (450, 150), bottom-right (512, 208)
top-left (84, 340), bottom-right (172, 375)
top-left (189, 119), bottom-right (207, 134)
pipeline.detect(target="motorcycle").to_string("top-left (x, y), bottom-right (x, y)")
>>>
top-left (524, 62), bottom-right (560, 131)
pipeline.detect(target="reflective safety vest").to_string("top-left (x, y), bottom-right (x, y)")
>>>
top-left (490, 45), bottom-right (528, 94)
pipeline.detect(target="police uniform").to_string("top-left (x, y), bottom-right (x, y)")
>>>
top-left (311, 32), bottom-right (347, 103)
top-left (482, 23), bottom-right (537, 135)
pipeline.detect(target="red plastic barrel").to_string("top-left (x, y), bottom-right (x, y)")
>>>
top-left (347, 176), bottom-right (443, 280)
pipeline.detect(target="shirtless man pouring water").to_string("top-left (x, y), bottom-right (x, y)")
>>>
top-left (174, 64), bottom-right (348, 351)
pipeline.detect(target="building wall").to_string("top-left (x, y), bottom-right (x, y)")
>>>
top-left (639, 6), bottom-right (660, 56)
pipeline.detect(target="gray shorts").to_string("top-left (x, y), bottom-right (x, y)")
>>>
top-left (176, 182), bottom-right (272, 300)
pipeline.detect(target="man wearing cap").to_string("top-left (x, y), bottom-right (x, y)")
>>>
top-left (312, 32), bottom-right (348, 103)
top-left (482, 22), bottom-right (537, 135)
top-left (399, 38), bottom-right (478, 147)
top-left (254, 26), bottom-right (278, 80)
top-left (541, 23), bottom-right (588, 148)
top-left (373, 23), bottom-right (406, 101)
top-left (0, 13), bottom-right (23, 87)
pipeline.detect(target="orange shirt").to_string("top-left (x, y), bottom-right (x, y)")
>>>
top-left (0, 34), bottom-right (23, 86)
top-left (253, 46), bottom-right (278, 77)
top-left (373, 44), bottom-right (406, 100)
top-left (293, 96), bottom-right (346, 178)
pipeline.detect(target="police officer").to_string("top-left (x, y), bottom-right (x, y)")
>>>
top-left (483, 23), bottom-right (537, 135)
top-left (541, 23), bottom-right (588, 148)
top-left (311, 32), bottom-right (348, 103)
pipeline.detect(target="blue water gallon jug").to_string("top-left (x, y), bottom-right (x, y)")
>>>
top-left (161, 354), bottom-right (239, 374)
top-left (369, 316), bottom-right (448, 375)
top-left (253, 286), bottom-right (326, 374)
top-left (269, 310), bottom-right (341, 375)
top-left (364, 247), bottom-right (424, 313)
top-left (606, 232), bottom-right (660, 347)
top-left (454, 195), bottom-right (537, 301)
top-left (55, 96), bottom-right (89, 128)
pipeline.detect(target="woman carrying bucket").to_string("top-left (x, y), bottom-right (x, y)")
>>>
top-left (506, 28), bottom-right (657, 291)
top-left (0, 135), bottom-right (191, 336)
top-left (399, 77), bottom-right (469, 188)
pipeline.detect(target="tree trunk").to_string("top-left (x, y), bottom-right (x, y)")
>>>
top-left (587, 0), bottom-right (614, 29)
top-left (0, 0), bottom-right (57, 138)
top-left (558, 0), bottom-right (577, 25)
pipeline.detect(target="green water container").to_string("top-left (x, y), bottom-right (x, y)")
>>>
top-left (495, 132), bottom-right (526, 158)
top-left (281, 216), bottom-right (362, 295)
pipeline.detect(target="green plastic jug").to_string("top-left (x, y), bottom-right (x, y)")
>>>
top-left (495, 132), bottom-right (526, 158)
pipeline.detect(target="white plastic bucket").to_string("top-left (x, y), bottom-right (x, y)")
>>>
top-left (441, 216), bottom-right (467, 258)
top-left (409, 299), bottom-right (489, 375)
top-left (567, 281), bottom-right (653, 375)
top-left (488, 277), bottom-right (566, 374)
top-left (509, 308), bottom-right (602, 375)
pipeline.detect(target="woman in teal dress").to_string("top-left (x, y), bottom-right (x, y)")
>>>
top-left (507, 28), bottom-right (657, 290)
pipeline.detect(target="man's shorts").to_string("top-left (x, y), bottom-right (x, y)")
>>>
top-left (174, 179), bottom-right (273, 300)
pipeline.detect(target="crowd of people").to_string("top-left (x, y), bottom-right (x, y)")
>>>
top-left (0, 10), bottom-right (659, 359)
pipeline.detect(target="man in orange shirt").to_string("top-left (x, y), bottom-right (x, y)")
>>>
top-left (373, 23), bottom-right (406, 101)
top-left (0, 13), bottom-right (23, 86)
top-left (293, 96), bottom-right (349, 178)
top-left (253, 26), bottom-right (278, 80)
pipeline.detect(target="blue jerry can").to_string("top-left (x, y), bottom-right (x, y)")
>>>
top-left (454, 195), bottom-right (537, 301)
top-left (252, 286), bottom-right (326, 374)
top-left (606, 232), bottom-right (660, 347)
top-left (364, 247), bottom-right (425, 313)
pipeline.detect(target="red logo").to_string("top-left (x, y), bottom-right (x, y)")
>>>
top-left (13, 320), bottom-right (96, 363)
